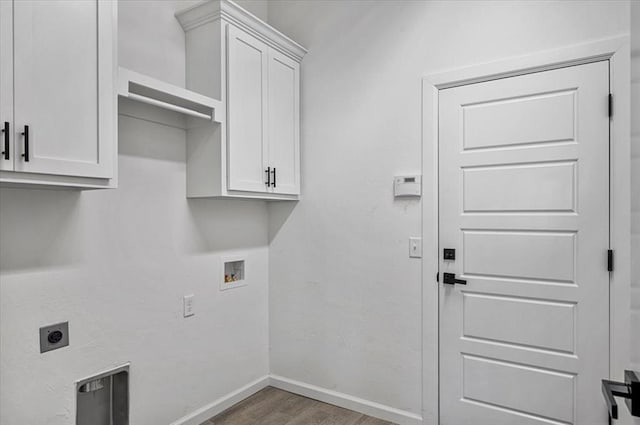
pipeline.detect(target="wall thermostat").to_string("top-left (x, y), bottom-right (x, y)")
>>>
top-left (394, 175), bottom-right (421, 197)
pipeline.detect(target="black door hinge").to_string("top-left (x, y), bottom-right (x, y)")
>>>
top-left (436, 272), bottom-right (439, 283)
top-left (608, 249), bottom-right (614, 272)
top-left (608, 94), bottom-right (613, 118)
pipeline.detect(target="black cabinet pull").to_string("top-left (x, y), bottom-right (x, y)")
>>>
top-left (21, 125), bottom-right (29, 162)
top-left (1, 121), bottom-right (8, 160)
top-left (443, 273), bottom-right (466, 285)
top-left (265, 166), bottom-right (271, 186)
top-left (271, 167), bottom-right (276, 187)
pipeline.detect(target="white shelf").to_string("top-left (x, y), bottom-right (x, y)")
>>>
top-left (118, 67), bottom-right (223, 123)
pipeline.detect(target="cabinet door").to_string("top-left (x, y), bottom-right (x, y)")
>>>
top-left (12, 0), bottom-right (114, 178)
top-left (226, 24), bottom-right (269, 193)
top-left (267, 48), bottom-right (300, 195)
top-left (0, 0), bottom-right (12, 171)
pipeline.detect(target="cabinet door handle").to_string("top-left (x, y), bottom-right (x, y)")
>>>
top-left (271, 167), bottom-right (276, 188)
top-left (1, 121), bottom-right (8, 160)
top-left (265, 166), bottom-right (271, 186)
top-left (21, 125), bottom-right (29, 162)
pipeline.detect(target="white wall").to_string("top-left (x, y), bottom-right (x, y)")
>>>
top-left (118, 0), bottom-right (268, 87)
top-left (267, 0), bottom-right (631, 419)
top-left (0, 1), bottom-right (270, 424)
top-left (627, 3), bottom-right (639, 423)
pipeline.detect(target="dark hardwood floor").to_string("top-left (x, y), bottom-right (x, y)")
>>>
top-left (199, 387), bottom-right (396, 425)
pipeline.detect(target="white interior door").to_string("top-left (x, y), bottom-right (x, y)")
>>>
top-left (13, 0), bottom-right (111, 178)
top-left (0, 0), bottom-right (12, 171)
top-left (439, 61), bottom-right (610, 425)
top-left (226, 24), bottom-right (269, 193)
top-left (267, 48), bottom-right (300, 195)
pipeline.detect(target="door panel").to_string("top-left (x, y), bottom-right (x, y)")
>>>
top-left (439, 61), bottom-right (610, 425)
top-left (463, 293), bottom-right (576, 353)
top-left (13, 0), bottom-right (110, 178)
top-left (463, 161), bottom-right (576, 212)
top-left (462, 354), bottom-right (576, 423)
top-left (268, 48), bottom-right (299, 195)
top-left (463, 230), bottom-right (576, 282)
top-left (0, 1), bottom-right (12, 171)
top-left (462, 90), bottom-right (576, 150)
top-left (226, 24), bottom-right (268, 193)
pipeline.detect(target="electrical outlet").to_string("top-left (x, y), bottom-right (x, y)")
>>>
top-left (409, 237), bottom-right (422, 258)
top-left (39, 322), bottom-right (69, 353)
top-left (183, 295), bottom-right (195, 317)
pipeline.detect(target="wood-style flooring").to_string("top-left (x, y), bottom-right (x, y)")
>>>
top-left (199, 387), bottom-right (397, 425)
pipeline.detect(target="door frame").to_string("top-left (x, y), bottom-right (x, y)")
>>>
top-left (421, 35), bottom-right (631, 425)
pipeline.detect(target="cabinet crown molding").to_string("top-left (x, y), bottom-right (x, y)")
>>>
top-left (176, 0), bottom-right (307, 62)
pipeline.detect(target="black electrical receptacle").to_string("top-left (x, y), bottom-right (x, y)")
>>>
top-left (39, 322), bottom-right (69, 353)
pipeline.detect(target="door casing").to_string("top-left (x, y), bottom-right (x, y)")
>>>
top-left (421, 36), bottom-right (631, 425)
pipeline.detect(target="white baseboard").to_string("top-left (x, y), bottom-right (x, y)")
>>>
top-left (170, 374), bottom-right (423, 425)
top-left (170, 376), bottom-right (270, 425)
top-left (269, 374), bottom-right (423, 425)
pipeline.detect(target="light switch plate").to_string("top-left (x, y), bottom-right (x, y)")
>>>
top-left (183, 294), bottom-right (195, 317)
top-left (409, 237), bottom-right (422, 258)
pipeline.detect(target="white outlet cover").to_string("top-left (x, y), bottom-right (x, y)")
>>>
top-left (183, 294), bottom-right (195, 317)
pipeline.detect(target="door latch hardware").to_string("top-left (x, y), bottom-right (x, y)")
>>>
top-left (444, 248), bottom-right (455, 260)
top-left (602, 370), bottom-right (639, 421)
top-left (442, 272), bottom-right (466, 285)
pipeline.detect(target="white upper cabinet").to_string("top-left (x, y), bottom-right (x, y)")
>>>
top-left (226, 25), bottom-right (269, 193)
top-left (177, 0), bottom-right (306, 200)
top-left (267, 49), bottom-right (300, 195)
top-left (0, 0), bottom-right (116, 189)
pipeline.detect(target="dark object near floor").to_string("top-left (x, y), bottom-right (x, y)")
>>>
top-left (200, 387), bottom-right (396, 425)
